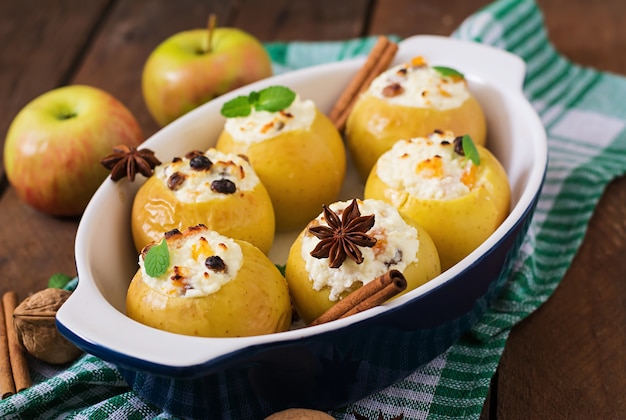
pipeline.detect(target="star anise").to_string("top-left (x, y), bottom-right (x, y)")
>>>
top-left (100, 144), bottom-right (161, 182)
top-left (308, 198), bottom-right (377, 268)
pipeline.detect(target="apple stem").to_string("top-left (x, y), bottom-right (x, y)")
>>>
top-left (205, 14), bottom-right (217, 54)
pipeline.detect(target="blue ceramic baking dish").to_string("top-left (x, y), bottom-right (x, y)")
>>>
top-left (57, 35), bottom-right (547, 418)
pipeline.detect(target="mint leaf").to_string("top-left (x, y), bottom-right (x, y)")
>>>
top-left (433, 66), bottom-right (465, 79)
top-left (48, 272), bottom-right (73, 289)
top-left (220, 86), bottom-right (297, 118)
top-left (255, 86), bottom-right (296, 112)
top-left (221, 95), bottom-right (253, 118)
top-left (462, 134), bottom-right (480, 165)
top-left (248, 90), bottom-right (260, 104)
top-left (144, 239), bottom-right (170, 278)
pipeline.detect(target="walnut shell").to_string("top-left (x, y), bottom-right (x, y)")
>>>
top-left (13, 288), bottom-right (83, 364)
top-left (265, 408), bottom-right (334, 420)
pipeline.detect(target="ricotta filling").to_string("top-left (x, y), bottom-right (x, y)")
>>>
top-left (154, 148), bottom-right (260, 203)
top-left (139, 228), bottom-right (243, 298)
top-left (301, 199), bottom-right (419, 301)
top-left (367, 57), bottom-right (470, 109)
top-left (224, 95), bottom-right (316, 144)
top-left (376, 131), bottom-right (477, 201)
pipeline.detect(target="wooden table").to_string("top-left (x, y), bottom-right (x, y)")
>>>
top-left (1, 1), bottom-right (625, 418)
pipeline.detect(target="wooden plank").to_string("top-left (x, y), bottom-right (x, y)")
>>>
top-left (0, 189), bottom-right (79, 294)
top-left (538, 0), bottom-right (626, 74)
top-left (71, 0), bottom-right (237, 139)
top-left (67, 0), bottom-right (371, 139)
top-left (0, 0), bottom-right (111, 296)
top-left (0, 0), bottom-right (111, 173)
top-left (234, 0), bottom-right (370, 41)
top-left (368, 0), bottom-right (492, 38)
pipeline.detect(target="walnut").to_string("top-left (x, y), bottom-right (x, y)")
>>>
top-left (13, 288), bottom-right (83, 364)
top-left (265, 408), bottom-right (335, 419)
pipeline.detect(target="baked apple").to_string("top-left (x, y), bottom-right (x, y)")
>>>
top-left (126, 224), bottom-right (292, 337)
top-left (345, 56), bottom-right (487, 180)
top-left (216, 86), bottom-right (346, 232)
top-left (364, 130), bottom-right (511, 270)
top-left (285, 198), bottom-right (441, 324)
top-left (131, 148), bottom-right (275, 254)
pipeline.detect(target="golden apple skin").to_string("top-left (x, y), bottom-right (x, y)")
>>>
top-left (345, 94), bottom-right (487, 180)
top-left (364, 145), bottom-right (510, 271)
top-left (285, 215), bottom-right (441, 324)
top-left (131, 176), bottom-right (275, 254)
top-left (216, 110), bottom-right (346, 231)
top-left (126, 240), bottom-right (292, 337)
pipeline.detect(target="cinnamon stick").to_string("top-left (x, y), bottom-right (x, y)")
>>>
top-left (309, 269), bottom-right (407, 326)
top-left (2, 292), bottom-right (31, 392)
top-left (0, 297), bottom-right (15, 399)
top-left (328, 35), bottom-right (399, 131)
top-left (328, 36), bottom-right (391, 122)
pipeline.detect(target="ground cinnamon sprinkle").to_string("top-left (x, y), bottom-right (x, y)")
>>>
top-left (309, 269), bottom-right (407, 326)
top-left (328, 35), bottom-right (399, 131)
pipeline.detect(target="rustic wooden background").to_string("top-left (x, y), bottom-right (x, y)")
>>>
top-left (1, 1), bottom-right (625, 418)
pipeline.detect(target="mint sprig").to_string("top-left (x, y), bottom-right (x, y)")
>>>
top-left (461, 134), bottom-right (480, 165)
top-left (144, 239), bottom-right (170, 278)
top-left (221, 86), bottom-right (296, 118)
top-left (433, 66), bottom-right (465, 79)
top-left (220, 96), bottom-right (252, 117)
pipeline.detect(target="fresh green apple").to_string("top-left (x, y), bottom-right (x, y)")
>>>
top-left (142, 24), bottom-right (272, 127)
top-left (3, 85), bottom-right (144, 216)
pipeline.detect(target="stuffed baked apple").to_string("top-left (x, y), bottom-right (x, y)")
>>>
top-left (364, 130), bottom-right (510, 270)
top-left (216, 86), bottom-right (346, 231)
top-left (126, 224), bottom-right (292, 337)
top-left (285, 198), bottom-right (441, 324)
top-left (345, 56), bottom-right (487, 179)
top-left (131, 148), bottom-right (274, 254)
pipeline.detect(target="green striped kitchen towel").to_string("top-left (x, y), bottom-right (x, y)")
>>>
top-left (1, 0), bottom-right (625, 418)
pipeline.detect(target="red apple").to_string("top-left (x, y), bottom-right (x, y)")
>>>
top-left (142, 23), bottom-right (272, 127)
top-left (3, 85), bottom-right (144, 216)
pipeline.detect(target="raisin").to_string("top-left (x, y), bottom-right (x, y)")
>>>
top-left (453, 136), bottom-right (465, 156)
top-left (205, 255), bottom-right (226, 272)
top-left (167, 172), bottom-right (187, 190)
top-left (211, 178), bottom-right (236, 194)
top-left (384, 250), bottom-right (403, 269)
top-left (382, 83), bottom-right (404, 97)
top-left (190, 155), bottom-right (213, 171)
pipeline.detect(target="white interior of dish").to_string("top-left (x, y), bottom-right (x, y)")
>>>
top-left (59, 35), bottom-right (546, 367)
